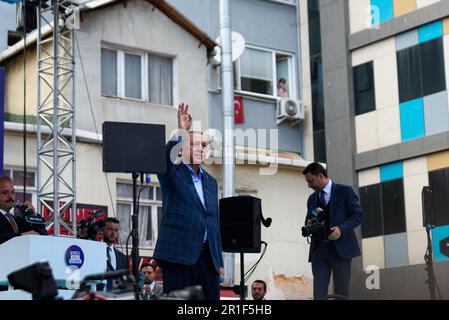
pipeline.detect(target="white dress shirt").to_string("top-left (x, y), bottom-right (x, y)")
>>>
top-left (107, 245), bottom-right (117, 270)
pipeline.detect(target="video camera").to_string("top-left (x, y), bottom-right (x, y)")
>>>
top-left (301, 207), bottom-right (326, 238)
top-left (13, 202), bottom-right (48, 235)
top-left (77, 211), bottom-right (105, 240)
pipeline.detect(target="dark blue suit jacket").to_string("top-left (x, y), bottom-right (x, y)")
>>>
top-left (305, 183), bottom-right (363, 262)
top-left (154, 140), bottom-right (223, 274)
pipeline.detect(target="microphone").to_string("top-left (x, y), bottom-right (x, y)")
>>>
top-left (83, 269), bottom-right (130, 281)
top-left (13, 201), bottom-right (23, 210)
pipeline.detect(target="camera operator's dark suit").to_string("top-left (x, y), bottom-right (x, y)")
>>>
top-left (305, 182), bottom-right (363, 299)
top-left (0, 211), bottom-right (33, 245)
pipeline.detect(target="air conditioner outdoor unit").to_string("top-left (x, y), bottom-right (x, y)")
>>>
top-left (276, 98), bottom-right (304, 125)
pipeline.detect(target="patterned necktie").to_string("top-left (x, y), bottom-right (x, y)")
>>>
top-left (5, 213), bottom-right (19, 233)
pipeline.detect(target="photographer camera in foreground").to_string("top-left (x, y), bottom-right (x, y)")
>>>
top-left (0, 176), bottom-right (43, 245)
top-left (302, 163), bottom-right (363, 300)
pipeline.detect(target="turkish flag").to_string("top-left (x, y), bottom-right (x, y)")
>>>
top-left (234, 96), bottom-right (244, 124)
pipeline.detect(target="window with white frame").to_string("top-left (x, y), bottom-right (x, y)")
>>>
top-left (3, 168), bottom-right (37, 207)
top-left (235, 46), bottom-right (295, 98)
top-left (101, 47), bottom-right (173, 105)
top-left (116, 182), bottom-right (162, 249)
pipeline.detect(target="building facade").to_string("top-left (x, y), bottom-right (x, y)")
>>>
top-left (318, 0), bottom-right (449, 298)
top-left (1, 0), bottom-right (316, 299)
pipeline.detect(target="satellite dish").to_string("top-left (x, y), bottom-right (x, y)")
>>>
top-left (213, 31), bottom-right (245, 64)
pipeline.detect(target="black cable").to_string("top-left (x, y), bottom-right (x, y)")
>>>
top-left (243, 241), bottom-right (268, 283)
top-left (74, 31), bottom-right (116, 218)
top-left (126, 176), bottom-right (146, 267)
top-left (424, 235), bottom-right (443, 300)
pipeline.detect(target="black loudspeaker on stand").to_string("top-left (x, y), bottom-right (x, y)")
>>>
top-left (103, 121), bottom-right (166, 285)
top-left (220, 196), bottom-right (272, 300)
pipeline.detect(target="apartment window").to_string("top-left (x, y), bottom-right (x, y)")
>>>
top-left (101, 47), bottom-right (174, 105)
top-left (397, 38), bottom-right (446, 103)
top-left (421, 38), bottom-right (446, 97)
top-left (116, 182), bottom-right (162, 248)
top-left (359, 179), bottom-right (406, 238)
top-left (359, 184), bottom-right (382, 238)
top-left (381, 179), bottom-right (406, 235)
top-left (3, 168), bottom-right (37, 205)
top-left (148, 54), bottom-right (173, 105)
top-left (101, 48), bottom-right (117, 96)
top-left (428, 167), bottom-right (449, 227)
top-left (124, 53), bottom-right (142, 99)
top-left (236, 46), bottom-right (295, 98)
top-left (353, 61), bottom-right (375, 116)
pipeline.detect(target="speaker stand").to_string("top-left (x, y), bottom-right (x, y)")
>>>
top-left (424, 225), bottom-right (437, 300)
top-left (131, 173), bottom-right (140, 287)
top-left (239, 253), bottom-right (245, 300)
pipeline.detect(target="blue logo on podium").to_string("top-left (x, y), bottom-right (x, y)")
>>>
top-left (65, 245), bottom-right (85, 268)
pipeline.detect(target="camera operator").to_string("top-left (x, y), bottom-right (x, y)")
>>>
top-left (302, 163), bottom-right (363, 300)
top-left (0, 176), bottom-right (40, 245)
top-left (103, 217), bottom-right (129, 291)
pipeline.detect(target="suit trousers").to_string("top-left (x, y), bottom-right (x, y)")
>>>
top-left (159, 243), bottom-right (220, 300)
top-left (311, 241), bottom-right (352, 300)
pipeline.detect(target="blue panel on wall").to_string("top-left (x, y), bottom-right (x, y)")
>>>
top-left (0, 67), bottom-right (4, 176)
top-left (380, 161), bottom-right (403, 182)
top-left (384, 233), bottom-right (409, 268)
top-left (371, 0), bottom-right (394, 25)
top-left (432, 225), bottom-right (449, 262)
top-left (418, 20), bottom-right (443, 43)
top-left (400, 98), bottom-right (425, 142)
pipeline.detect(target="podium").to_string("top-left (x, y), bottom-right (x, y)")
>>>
top-left (0, 235), bottom-right (107, 299)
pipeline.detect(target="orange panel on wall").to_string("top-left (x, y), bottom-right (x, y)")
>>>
top-left (394, 0), bottom-right (417, 17)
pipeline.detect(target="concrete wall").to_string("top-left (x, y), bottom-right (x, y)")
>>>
top-left (167, 0), bottom-right (305, 155)
top-left (75, 0), bottom-right (209, 137)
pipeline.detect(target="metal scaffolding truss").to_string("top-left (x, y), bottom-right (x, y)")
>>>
top-left (37, 1), bottom-right (77, 237)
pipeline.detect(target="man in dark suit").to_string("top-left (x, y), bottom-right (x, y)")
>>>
top-left (0, 176), bottom-right (39, 245)
top-left (302, 162), bottom-right (363, 300)
top-left (140, 263), bottom-right (163, 300)
top-left (154, 103), bottom-right (223, 300)
top-left (103, 217), bottom-right (129, 291)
